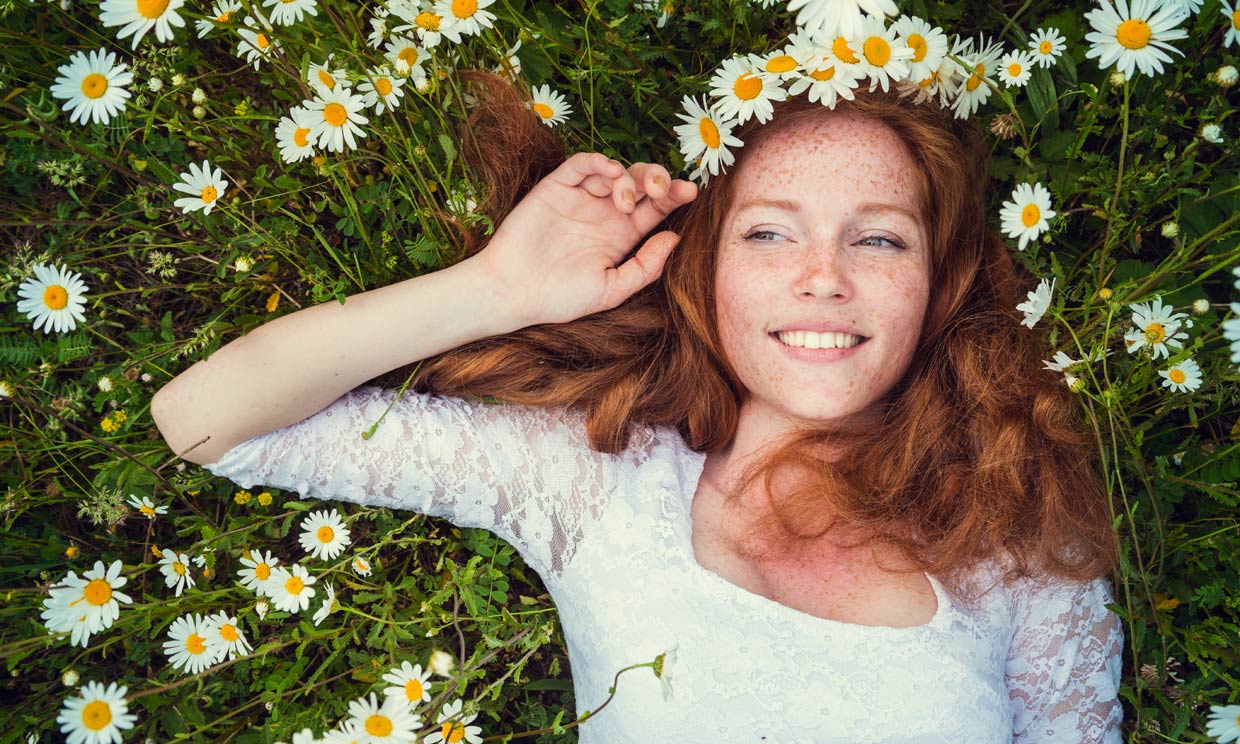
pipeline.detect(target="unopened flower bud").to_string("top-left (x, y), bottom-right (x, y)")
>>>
top-left (192, 105), bottom-right (206, 119)
top-left (1109, 70), bottom-right (1126, 86)
top-left (427, 649), bottom-right (456, 677)
top-left (1192, 298), bottom-right (1210, 314)
top-left (171, 73), bottom-right (186, 87)
top-left (191, 87), bottom-right (206, 104)
top-left (1160, 221), bottom-right (1179, 238)
top-left (1200, 123), bottom-right (1224, 145)
top-left (1214, 65), bottom-right (1238, 87)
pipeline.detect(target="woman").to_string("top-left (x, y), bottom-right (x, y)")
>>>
top-left (151, 70), bottom-right (1124, 741)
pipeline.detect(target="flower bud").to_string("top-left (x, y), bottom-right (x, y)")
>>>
top-left (1160, 221), bottom-right (1179, 238)
top-left (1192, 298), bottom-right (1210, 314)
top-left (1214, 65), bottom-right (1238, 87)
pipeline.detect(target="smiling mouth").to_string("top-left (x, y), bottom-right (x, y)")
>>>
top-left (771, 330), bottom-right (869, 349)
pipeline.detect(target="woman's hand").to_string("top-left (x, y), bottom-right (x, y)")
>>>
top-left (470, 151), bottom-right (698, 327)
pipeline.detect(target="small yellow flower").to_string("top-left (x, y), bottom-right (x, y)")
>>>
top-left (113, 410), bottom-right (127, 423)
top-left (187, 490), bottom-right (200, 496)
top-left (151, 545), bottom-right (163, 559)
top-left (100, 416), bottom-right (119, 433)
top-left (234, 100), bottom-right (249, 116)
top-left (257, 491), bottom-right (272, 506)
top-left (65, 545), bottom-right (79, 558)
top-left (234, 490), bottom-right (252, 505)
top-left (202, 567), bottom-right (213, 578)
top-left (1097, 287), bottom-right (1113, 300)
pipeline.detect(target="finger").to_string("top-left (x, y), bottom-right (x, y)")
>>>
top-left (626, 162), bottom-right (673, 200)
top-left (630, 179), bottom-right (699, 235)
top-left (578, 174), bottom-right (615, 198)
top-left (610, 172), bottom-right (639, 213)
top-left (546, 152), bottom-right (626, 189)
top-left (599, 231), bottom-right (681, 311)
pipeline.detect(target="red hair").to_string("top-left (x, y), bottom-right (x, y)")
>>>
top-left (369, 70), bottom-right (1120, 605)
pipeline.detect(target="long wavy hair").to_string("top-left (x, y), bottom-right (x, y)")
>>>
top-left (369, 70), bottom-right (1121, 605)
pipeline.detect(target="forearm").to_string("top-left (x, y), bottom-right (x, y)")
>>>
top-left (151, 256), bottom-right (523, 466)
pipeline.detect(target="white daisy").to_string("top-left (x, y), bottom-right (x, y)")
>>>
top-left (321, 721), bottom-right (366, 744)
top-left (351, 555), bottom-right (373, 576)
top-left (1164, 0), bottom-right (1202, 18)
top-left (276, 106), bottom-right (318, 164)
top-left (1042, 350), bottom-right (1080, 373)
top-left (1207, 704), bottom-right (1240, 744)
top-left (434, 0), bottom-right (496, 43)
top-left (158, 547), bottom-right (195, 597)
top-left (529, 84), bottom-right (571, 127)
top-left (1124, 296), bottom-right (1191, 359)
top-left (382, 661), bottom-right (433, 706)
top-left (1159, 357), bottom-right (1202, 392)
top-left (673, 95), bottom-right (743, 186)
top-left (401, 5), bottom-right (445, 48)
top-left (203, 609), bottom-right (252, 660)
top-left (305, 86), bottom-right (370, 153)
top-left (785, 47), bottom-right (866, 107)
top-left (57, 681), bottom-right (137, 744)
top-left (254, 599), bottom-right (270, 620)
top-left (999, 182), bottom-right (1056, 251)
top-left (268, 563), bottom-right (317, 613)
top-left (1027, 27), bottom-right (1067, 68)
top-left (346, 693), bottom-right (421, 743)
top-left (98, 0), bottom-right (186, 49)
top-left (311, 582), bottom-right (336, 626)
top-left (898, 33), bottom-right (964, 108)
top-left (16, 262), bottom-right (89, 335)
top-left (997, 49), bottom-right (1034, 87)
top-left (384, 36), bottom-right (429, 77)
top-left (754, 34), bottom-right (815, 81)
top-left (163, 613), bottom-right (220, 674)
top-left (1224, 303), bottom-right (1240, 365)
top-left (422, 698), bottom-right (482, 744)
top-left (262, 0), bottom-right (318, 25)
top-left (851, 13), bottom-right (915, 93)
top-left (49, 49), bottom-right (133, 126)
top-left (307, 57), bottom-right (349, 94)
top-left (126, 494), bottom-right (167, 519)
top-left (787, 0), bottom-right (899, 38)
top-left (238, 549), bottom-right (280, 596)
top-left (708, 54), bottom-right (787, 125)
top-left (299, 508), bottom-right (351, 560)
top-left (1084, 0), bottom-right (1188, 79)
top-left (890, 14), bottom-right (948, 84)
top-left (236, 13), bottom-right (281, 70)
top-left (1016, 277), bottom-right (1055, 329)
top-left (950, 33), bottom-right (1004, 120)
top-left (195, 0), bottom-right (241, 37)
top-left (367, 10), bottom-right (391, 49)
top-left (40, 560), bottom-right (132, 648)
top-left (172, 159), bottom-right (228, 215)
top-left (655, 645), bottom-right (677, 702)
top-left (1224, 0), bottom-right (1240, 48)
top-left (359, 67), bottom-right (406, 114)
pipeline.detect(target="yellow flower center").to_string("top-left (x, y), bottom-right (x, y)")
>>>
top-left (732, 73), bottom-right (762, 100)
top-left (140, 505), bottom-right (156, 516)
top-left (375, 78), bottom-right (393, 95)
top-left (83, 578), bottom-right (112, 606)
top-left (765, 54), bottom-right (796, 73)
top-left (80, 73), bottom-right (108, 99)
top-left (323, 102), bottom-right (348, 127)
top-left (200, 186), bottom-right (218, 203)
top-left (1116, 18), bottom-right (1151, 50)
top-left (1144, 323), bottom-right (1165, 344)
top-left (966, 63), bottom-right (986, 92)
top-left (1008, 62), bottom-right (1023, 76)
top-left (366, 715), bottom-right (393, 737)
top-left (173, 561), bottom-right (186, 576)
top-left (317, 525), bottom-right (335, 543)
top-left (832, 37), bottom-right (858, 64)
top-left (256, 33), bottom-right (270, 50)
top-left (1233, 9), bottom-right (1240, 29)
top-left (186, 633), bottom-right (207, 654)
top-left (862, 35), bottom-right (891, 66)
top-left (698, 117), bottom-right (720, 149)
top-left (220, 623), bottom-right (239, 641)
top-left (451, 0), bottom-right (476, 18)
top-left (355, 558), bottom-right (369, 572)
top-left (404, 679), bottom-right (424, 701)
top-left (440, 722), bottom-right (465, 743)
top-left (216, 10), bottom-right (231, 21)
top-left (43, 285), bottom-right (68, 310)
top-left (907, 34), bottom-right (927, 62)
top-left (286, 576), bottom-right (305, 594)
top-left (399, 47), bottom-right (419, 67)
top-left (809, 65), bottom-right (836, 81)
top-left (317, 70), bottom-right (336, 89)
top-left (1168, 369), bottom-right (1186, 384)
top-left (1039, 39), bottom-right (1053, 54)
top-left (415, 11), bottom-right (440, 30)
top-left (293, 127), bottom-right (310, 147)
top-left (255, 563), bottom-right (271, 580)
top-left (532, 102), bottom-right (553, 119)
top-left (1021, 203), bottom-right (1040, 227)
top-left (136, 0), bottom-right (168, 19)
top-left (82, 701), bottom-right (112, 731)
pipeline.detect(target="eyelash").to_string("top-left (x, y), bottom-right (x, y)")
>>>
top-left (742, 230), bottom-right (906, 250)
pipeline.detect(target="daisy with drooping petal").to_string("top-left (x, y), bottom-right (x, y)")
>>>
top-left (262, 0), bottom-right (318, 25)
top-left (305, 86), bottom-right (370, 153)
top-left (1016, 277), bottom-right (1055, 329)
top-left (307, 57), bottom-right (349, 94)
top-left (383, 661), bottom-right (433, 706)
top-left (346, 693), bottom-right (421, 744)
top-left (787, 0), bottom-right (899, 39)
top-left (158, 547), bottom-right (195, 596)
top-left (127, 494), bottom-right (168, 519)
top-left (529, 84), bottom-right (571, 127)
top-left (368, 8), bottom-right (391, 49)
top-left (172, 160), bottom-right (228, 215)
top-left (312, 582), bottom-right (336, 626)
top-left (17, 262), bottom-right (89, 335)
top-left (709, 55), bottom-right (787, 125)
top-left (359, 67), bottom-right (406, 114)
top-left (57, 680), bottom-right (136, 744)
top-left (1042, 351), bottom-right (1080, 373)
top-left (203, 609), bottom-right (252, 660)
top-left (890, 14), bottom-right (948, 84)
top-left (950, 33), bottom-right (1004, 120)
top-left (237, 13), bottom-right (281, 70)
top-left (1158, 357), bottom-right (1202, 392)
top-left (1027, 27), bottom-right (1067, 68)
top-left (276, 106), bottom-right (318, 164)
top-left (41, 560), bottom-right (132, 648)
top-left (196, 0), bottom-right (240, 37)
top-left (1207, 704), bottom-right (1240, 744)
top-left (852, 14), bottom-right (914, 93)
top-left (1084, 0), bottom-right (1188, 79)
top-left (384, 36), bottom-right (428, 77)
top-left (786, 47), bottom-right (866, 107)
top-left (299, 508), bottom-right (351, 560)
top-left (999, 182), bottom-right (1056, 251)
top-left (434, 0), bottom-right (496, 43)
top-left (238, 549), bottom-right (280, 596)
top-left (352, 555), bottom-right (373, 576)
top-left (423, 698), bottom-right (483, 744)
top-left (997, 49), bottom-right (1033, 87)
top-left (674, 95), bottom-right (743, 186)
top-left (164, 613), bottom-right (221, 674)
top-left (99, 0), bottom-right (186, 49)
top-left (1124, 296), bottom-right (1190, 359)
top-left (268, 563), bottom-right (317, 613)
top-left (49, 49), bottom-right (134, 126)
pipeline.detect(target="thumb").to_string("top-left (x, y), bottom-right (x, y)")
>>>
top-left (599, 231), bottom-right (682, 310)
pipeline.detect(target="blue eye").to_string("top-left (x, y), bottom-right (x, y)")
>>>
top-left (743, 230), bottom-right (784, 242)
top-left (860, 235), bottom-right (905, 249)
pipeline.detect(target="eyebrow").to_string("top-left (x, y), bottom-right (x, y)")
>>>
top-left (737, 198), bottom-right (922, 226)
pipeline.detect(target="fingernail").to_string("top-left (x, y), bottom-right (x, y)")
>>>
top-left (622, 188), bottom-right (635, 204)
top-left (653, 175), bottom-right (667, 188)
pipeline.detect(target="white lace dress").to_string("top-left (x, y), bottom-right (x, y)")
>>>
top-left (203, 386), bottom-right (1125, 743)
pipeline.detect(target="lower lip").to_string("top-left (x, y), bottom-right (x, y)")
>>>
top-left (770, 333), bottom-right (868, 362)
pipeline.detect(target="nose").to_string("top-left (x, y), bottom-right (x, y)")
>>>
top-left (793, 244), bottom-right (852, 300)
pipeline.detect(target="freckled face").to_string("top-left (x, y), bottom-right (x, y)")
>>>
top-left (714, 111), bottom-right (931, 430)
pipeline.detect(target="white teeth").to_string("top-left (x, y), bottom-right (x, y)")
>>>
top-left (776, 330), bottom-right (864, 349)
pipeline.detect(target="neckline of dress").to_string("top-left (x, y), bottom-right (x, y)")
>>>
top-left (675, 447), bottom-right (953, 634)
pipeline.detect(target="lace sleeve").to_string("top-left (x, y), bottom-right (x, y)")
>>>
top-left (1005, 575), bottom-right (1125, 743)
top-left (201, 385), bottom-right (622, 579)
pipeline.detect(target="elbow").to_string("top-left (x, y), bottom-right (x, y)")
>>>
top-left (150, 386), bottom-right (216, 467)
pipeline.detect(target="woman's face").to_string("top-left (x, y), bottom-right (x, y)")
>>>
top-left (714, 111), bottom-right (932, 432)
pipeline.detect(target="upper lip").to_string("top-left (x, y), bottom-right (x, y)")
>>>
top-left (770, 323), bottom-right (868, 337)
